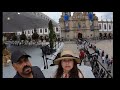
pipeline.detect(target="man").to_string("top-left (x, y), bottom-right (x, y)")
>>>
top-left (11, 50), bottom-right (45, 78)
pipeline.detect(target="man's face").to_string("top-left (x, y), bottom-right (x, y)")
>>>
top-left (13, 57), bottom-right (32, 76)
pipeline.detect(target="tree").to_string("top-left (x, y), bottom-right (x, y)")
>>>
top-left (48, 20), bottom-right (56, 51)
top-left (12, 34), bottom-right (17, 41)
top-left (20, 31), bottom-right (27, 41)
top-left (32, 28), bottom-right (39, 43)
top-left (40, 36), bottom-right (43, 42)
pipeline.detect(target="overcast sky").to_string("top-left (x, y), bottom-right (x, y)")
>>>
top-left (42, 12), bottom-right (113, 23)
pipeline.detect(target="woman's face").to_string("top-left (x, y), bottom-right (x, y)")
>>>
top-left (61, 59), bottom-right (74, 72)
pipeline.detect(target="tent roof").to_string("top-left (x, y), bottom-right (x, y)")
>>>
top-left (3, 12), bottom-right (58, 32)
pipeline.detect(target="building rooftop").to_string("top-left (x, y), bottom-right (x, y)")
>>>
top-left (3, 12), bottom-right (58, 32)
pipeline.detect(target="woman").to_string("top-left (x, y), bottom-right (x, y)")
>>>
top-left (52, 50), bottom-right (84, 78)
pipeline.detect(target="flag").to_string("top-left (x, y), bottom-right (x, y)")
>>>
top-left (88, 12), bottom-right (93, 21)
top-left (88, 12), bottom-right (94, 31)
top-left (64, 14), bottom-right (69, 21)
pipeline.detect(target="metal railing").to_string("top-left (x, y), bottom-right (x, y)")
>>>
top-left (90, 56), bottom-right (113, 78)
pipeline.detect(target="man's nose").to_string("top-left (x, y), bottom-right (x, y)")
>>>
top-left (22, 62), bottom-right (27, 66)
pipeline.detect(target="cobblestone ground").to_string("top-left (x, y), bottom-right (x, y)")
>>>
top-left (90, 39), bottom-right (113, 58)
top-left (63, 41), bottom-right (79, 57)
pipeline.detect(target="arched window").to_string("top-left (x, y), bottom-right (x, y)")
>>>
top-left (99, 24), bottom-right (101, 29)
top-left (56, 28), bottom-right (58, 32)
top-left (28, 30), bottom-right (30, 34)
top-left (40, 29), bottom-right (42, 33)
top-left (104, 24), bottom-right (106, 29)
top-left (45, 29), bottom-right (47, 32)
top-left (109, 24), bottom-right (111, 29)
top-left (73, 22), bottom-right (76, 28)
top-left (83, 23), bottom-right (86, 28)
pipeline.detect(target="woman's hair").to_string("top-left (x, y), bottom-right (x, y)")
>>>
top-left (55, 59), bottom-right (80, 78)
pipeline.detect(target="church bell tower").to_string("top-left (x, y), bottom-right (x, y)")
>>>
top-left (62, 12), bottom-right (71, 17)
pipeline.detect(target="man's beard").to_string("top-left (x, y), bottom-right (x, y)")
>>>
top-left (22, 65), bottom-right (32, 75)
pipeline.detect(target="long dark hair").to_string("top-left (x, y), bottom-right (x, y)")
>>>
top-left (55, 60), bottom-right (81, 78)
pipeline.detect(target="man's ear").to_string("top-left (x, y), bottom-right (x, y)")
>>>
top-left (12, 63), bottom-right (18, 71)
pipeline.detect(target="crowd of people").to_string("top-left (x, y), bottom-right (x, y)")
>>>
top-left (77, 38), bottom-right (113, 78)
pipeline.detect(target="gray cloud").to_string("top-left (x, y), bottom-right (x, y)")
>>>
top-left (94, 12), bottom-right (113, 21)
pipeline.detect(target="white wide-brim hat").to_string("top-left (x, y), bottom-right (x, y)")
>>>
top-left (54, 50), bottom-right (80, 65)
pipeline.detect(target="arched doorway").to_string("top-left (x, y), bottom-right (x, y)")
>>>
top-left (108, 33), bottom-right (112, 39)
top-left (40, 36), bottom-right (44, 42)
top-left (78, 33), bottom-right (82, 39)
top-left (45, 35), bottom-right (49, 42)
top-left (99, 33), bottom-right (102, 40)
top-left (104, 33), bottom-right (107, 39)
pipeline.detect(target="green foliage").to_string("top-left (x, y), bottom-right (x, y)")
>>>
top-left (32, 29), bottom-right (39, 41)
top-left (48, 20), bottom-right (56, 49)
top-left (12, 35), bottom-right (17, 41)
top-left (20, 31), bottom-right (27, 40)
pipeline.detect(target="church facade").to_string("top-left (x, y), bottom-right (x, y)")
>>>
top-left (59, 12), bottom-right (113, 40)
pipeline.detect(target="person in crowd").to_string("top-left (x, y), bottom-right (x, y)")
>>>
top-left (79, 49), bottom-right (85, 65)
top-left (11, 50), bottom-right (45, 78)
top-left (101, 50), bottom-right (104, 57)
top-left (105, 54), bottom-right (109, 64)
top-left (99, 49), bottom-right (102, 57)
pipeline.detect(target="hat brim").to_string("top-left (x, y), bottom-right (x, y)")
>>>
top-left (54, 57), bottom-right (80, 65)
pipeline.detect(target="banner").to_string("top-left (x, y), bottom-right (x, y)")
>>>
top-left (65, 21), bottom-right (69, 31)
top-left (64, 14), bottom-right (69, 21)
top-left (88, 12), bottom-right (94, 31)
top-left (64, 14), bottom-right (69, 31)
top-left (88, 12), bottom-right (93, 21)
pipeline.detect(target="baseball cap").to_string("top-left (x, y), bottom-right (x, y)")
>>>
top-left (11, 50), bottom-right (31, 64)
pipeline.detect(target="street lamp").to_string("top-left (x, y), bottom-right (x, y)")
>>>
top-left (7, 17), bottom-right (10, 20)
